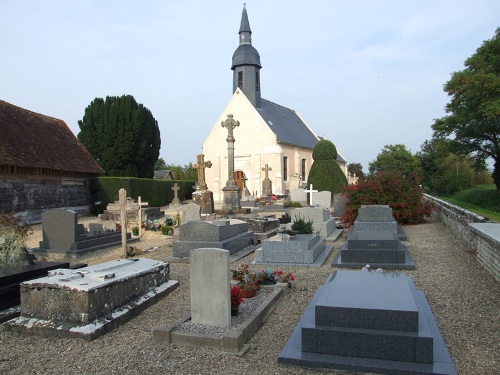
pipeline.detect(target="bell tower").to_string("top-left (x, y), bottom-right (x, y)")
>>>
top-left (231, 4), bottom-right (262, 108)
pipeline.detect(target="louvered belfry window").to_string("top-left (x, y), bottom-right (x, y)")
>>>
top-left (238, 71), bottom-right (243, 89)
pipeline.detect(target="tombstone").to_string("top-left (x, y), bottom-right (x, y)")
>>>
top-left (6, 258), bottom-right (179, 339)
top-left (278, 270), bottom-right (457, 375)
top-left (33, 208), bottom-right (138, 257)
top-left (169, 183), bottom-right (181, 208)
top-left (290, 188), bottom-right (307, 204)
top-left (349, 205), bottom-right (407, 240)
top-left (315, 191), bottom-right (332, 209)
top-left (288, 207), bottom-right (337, 240)
top-left (254, 232), bottom-right (333, 267)
top-left (88, 223), bottom-right (103, 235)
top-left (190, 248), bottom-right (230, 328)
top-left (172, 219), bottom-right (254, 258)
top-left (102, 220), bottom-right (116, 232)
top-left (192, 154), bottom-right (215, 214)
top-left (261, 164), bottom-right (273, 197)
top-left (181, 202), bottom-right (202, 223)
top-left (332, 193), bottom-right (347, 218)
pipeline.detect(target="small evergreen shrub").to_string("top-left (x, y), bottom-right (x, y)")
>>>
top-left (340, 171), bottom-right (434, 228)
top-left (284, 201), bottom-right (302, 208)
top-left (291, 214), bottom-right (314, 234)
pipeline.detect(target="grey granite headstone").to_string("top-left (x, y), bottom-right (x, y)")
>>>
top-left (39, 208), bottom-right (78, 250)
top-left (278, 270), bottom-right (457, 375)
top-left (181, 202), bottom-right (202, 223)
top-left (315, 191), bottom-right (332, 209)
top-left (353, 205), bottom-right (407, 240)
top-left (332, 193), bottom-right (347, 218)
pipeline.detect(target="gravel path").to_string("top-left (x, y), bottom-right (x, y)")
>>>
top-left (1, 217), bottom-right (498, 374)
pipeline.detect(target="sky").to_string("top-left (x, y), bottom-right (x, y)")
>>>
top-left (1, 0), bottom-right (499, 172)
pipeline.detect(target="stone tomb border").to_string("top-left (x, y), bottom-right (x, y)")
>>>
top-left (153, 283), bottom-right (288, 355)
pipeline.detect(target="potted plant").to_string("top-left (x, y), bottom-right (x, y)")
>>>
top-left (230, 285), bottom-right (244, 316)
top-left (232, 264), bottom-right (259, 298)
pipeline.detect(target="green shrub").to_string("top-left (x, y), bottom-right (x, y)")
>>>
top-left (131, 226), bottom-right (139, 236)
top-left (160, 225), bottom-right (173, 235)
top-left (284, 201), bottom-right (302, 208)
top-left (307, 140), bottom-right (348, 200)
top-left (291, 214), bottom-right (314, 234)
top-left (340, 171), bottom-right (434, 227)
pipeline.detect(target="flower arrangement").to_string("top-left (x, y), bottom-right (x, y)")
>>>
top-left (230, 285), bottom-right (244, 307)
top-left (361, 264), bottom-right (384, 272)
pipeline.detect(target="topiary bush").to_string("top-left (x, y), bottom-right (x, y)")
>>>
top-left (340, 171), bottom-right (434, 228)
top-left (307, 140), bottom-right (348, 202)
top-left (291, 214), bottom-right (314, 234)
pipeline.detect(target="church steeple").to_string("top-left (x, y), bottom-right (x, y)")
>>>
top-left (231, 4), bottom-right (262, 108)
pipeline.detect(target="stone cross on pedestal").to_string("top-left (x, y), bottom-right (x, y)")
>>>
top-left (193, 154), bottom-right (212, 191)
top-left (221, 114), bottom-right (241, 210)
top-left (261, 164), bottom-right (272, 179)
top-left (171, 183), bottom-right (181, 204)
top-left (106, 190), bottom-right (140, 257)
top-left (304, 184), bottom-right (319, 206)
top-left (261, 163), bottom-right (273, 196)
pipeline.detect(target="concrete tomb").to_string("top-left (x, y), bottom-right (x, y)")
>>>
top-left (181, 202), bottom-right (202, 223)
top-left (233, 215), bottom-right (280, 242)
top-left (279, 270), bottom-right (457, 375)
top-left (332, 193), bottom-right (347, 218)
top-left (34, 208), bottom-right (138, 257)
top-left (172, 219), bottom-right (254, 258)
top-left (6, 258), bottom-right (178, 339)
top-left (254, 232), bottom-right (333, 267)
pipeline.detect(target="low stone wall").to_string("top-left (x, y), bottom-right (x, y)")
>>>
top-left (424, 194), bottom-right (499, 282)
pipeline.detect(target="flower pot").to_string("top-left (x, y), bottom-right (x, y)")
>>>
top-left (240, 286), bottom-right (258, 298)
top-left (231, 305), bottom-right (239, 316)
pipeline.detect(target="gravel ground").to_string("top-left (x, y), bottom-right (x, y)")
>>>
top-left (1, 216), bottom-right (498, 375)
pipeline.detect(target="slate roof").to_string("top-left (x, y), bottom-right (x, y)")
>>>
top-left (257, 99), bottom-right (319, 149)
top-left (0, 100), bottom-right (104, 175)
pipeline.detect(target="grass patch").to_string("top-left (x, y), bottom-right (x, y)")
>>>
top-left (436, 184), bottom-right (500, 222)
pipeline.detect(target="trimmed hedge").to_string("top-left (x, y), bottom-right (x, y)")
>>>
top-left (91, 177), bottom-right (195, 209)
top-left (307, 140), bottom-right (348, 199)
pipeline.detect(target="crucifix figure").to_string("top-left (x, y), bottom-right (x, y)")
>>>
top-left (304, 184), bottom-right (318, 206)
top-left (193, 154), bottom-right (212, 191)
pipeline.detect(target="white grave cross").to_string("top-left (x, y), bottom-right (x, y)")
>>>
top-left (304, 184), bottom-right (319, 206)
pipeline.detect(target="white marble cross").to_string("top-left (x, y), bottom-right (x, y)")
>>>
top-left (304, 184), bottom-right (318, 206)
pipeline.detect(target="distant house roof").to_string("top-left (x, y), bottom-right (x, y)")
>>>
top-left (257, 99), bottom-right (319, 149)
top-left (0, 100), bottom-right (104, 175)
top-left (154, 170), bottom-right (174, 180)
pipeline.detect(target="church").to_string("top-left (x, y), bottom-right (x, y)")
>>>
top-left (203, 5), bottom-right (350, 202)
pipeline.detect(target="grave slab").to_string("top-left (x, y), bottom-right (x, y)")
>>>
top-left (172, 219), bottom-right (254, 258)
top-left (278, 271), bottom-right (457, 375)
top-left (5, 258), bottom-right (178, 339)
top-left (332, 230), bottom-right (415, 270)
top-left (253, 234), bottom-right (334, 267)
top-left (354, 205), bottom-right (407, 240)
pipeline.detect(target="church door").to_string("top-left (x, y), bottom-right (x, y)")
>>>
top-left (234, 171), bottom-right (245, 198)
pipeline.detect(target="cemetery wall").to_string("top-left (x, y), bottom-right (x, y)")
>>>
top-left (425, 194), bottom-right (500, 282)
top-left (0, 174), bottom-right (93, 222)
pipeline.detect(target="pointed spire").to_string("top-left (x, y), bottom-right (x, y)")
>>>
top-left (239, 3), bottom-right (251, 34)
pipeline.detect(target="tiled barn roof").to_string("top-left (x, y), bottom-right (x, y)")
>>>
top-left (0, 100), bottom-right (104, 175)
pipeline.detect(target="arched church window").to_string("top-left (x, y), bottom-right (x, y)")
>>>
top-left (283, 156), bottom-right (288, 181)
top-left (301, 158), bottom-right (306, 180)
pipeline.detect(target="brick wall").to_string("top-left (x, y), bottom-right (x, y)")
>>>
top-left (425, 194), bottom-right (500, 282)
